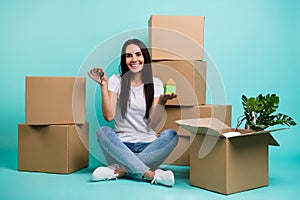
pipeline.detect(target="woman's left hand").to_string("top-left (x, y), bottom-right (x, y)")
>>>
top-left (158, 93), bottom-right (177, 105)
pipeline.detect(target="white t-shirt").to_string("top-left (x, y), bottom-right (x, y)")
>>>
top-left (108, 74), bottom-right (164, 143)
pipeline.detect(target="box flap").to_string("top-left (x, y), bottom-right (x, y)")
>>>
top-left (231, 128), bottom-right (285, 146)
top-left (228, 129), bottom-right (281, 146)
top-left (176, 118), bottom-right (230, 136)
top-left (252, 127), bottom-right (287, 135)
top-left (233, 127), bottom-right (287, 137)
top-left (176, 118), bottom-right (287, 144)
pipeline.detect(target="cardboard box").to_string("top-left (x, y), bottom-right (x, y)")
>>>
top-left (176, 118), bottom-right (283, 194)
top-left (196, 105), bottom-right (232, 127)
top-left (163, 135), bottom-right (190, 165)
top-left (152, 60), bottom-right (206, 106)
top-left (26, 76), bottom-right (86, 125)
top-left (149, 15), bottom-right (205, 60)
top-left (18, 123), bottom-right (89, 174)
top-left (162, 105), bottom-right (232, 165)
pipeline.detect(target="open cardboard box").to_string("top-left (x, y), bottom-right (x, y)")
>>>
top-left (176, 118), bottom-right (285, 195)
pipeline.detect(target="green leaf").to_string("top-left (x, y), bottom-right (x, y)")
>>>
top-left (240, 93), bottom-right (296, 131)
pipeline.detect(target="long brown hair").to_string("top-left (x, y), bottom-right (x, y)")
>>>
top-left (119, 39), bottom-right (154, 119)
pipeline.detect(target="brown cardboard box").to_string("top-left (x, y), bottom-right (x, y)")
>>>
top-left (162, 105), bottom-right (232, 165)
top-left (26, 76), bottom-right (86, 125)
top-left (152, 60), bottom-right (206, 106)
top-left (156, 106), bottom-right (196, 165)
top-left (163, 135), bottom-right (190, 165)
top-left (149, 15), bottom-right (205, 60)
top-left (196, 105), bottom-right (232, 127)
top-left (18, 123), bottom-right (89, 174)
top-left (159, 105), bottom-right (232, 136)
top-left (176, 118), bottom-right (283, 194)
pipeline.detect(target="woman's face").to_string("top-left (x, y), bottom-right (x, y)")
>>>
top-left (125, 44), bottom-right (144, 74)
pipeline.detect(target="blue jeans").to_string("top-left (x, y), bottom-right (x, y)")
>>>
top-left (96, 126), bottom-right (178, 179)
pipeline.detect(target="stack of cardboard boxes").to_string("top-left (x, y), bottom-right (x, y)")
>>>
top-left (149, 15), bottom-right (283, 195)
top-left (149, 15), bottom-right (232, 166)
top-left (18, 77), bottom-right (89, 174)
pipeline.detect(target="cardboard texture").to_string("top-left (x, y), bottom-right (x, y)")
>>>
top-left (176, 118), bottom-right (282, 194)
top-left (152, 60), bottom-right (206, 106)
top-left (163, 135), bottom-right (190, 165)
top-left (162, 105), bottom-right (232, 166)
top-left (195, 105), bottom-right (232, 127)
top-left (149, 15), bottom-right (205, 60)
top-left (18, 123), bottom-right (89, 174)
top-left (26, 76), bottom-right (86, 125)
top-left (159, 105), bottom-right (232, 136)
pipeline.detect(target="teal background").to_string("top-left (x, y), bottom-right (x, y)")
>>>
top-left (0, 0), bottom-right (299, 199)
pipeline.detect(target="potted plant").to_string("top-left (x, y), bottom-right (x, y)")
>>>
top-left (236, 93), bottom-right (296, 131)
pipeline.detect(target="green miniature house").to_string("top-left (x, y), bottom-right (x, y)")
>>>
top-left (164, 78), bottom-right (176, 94)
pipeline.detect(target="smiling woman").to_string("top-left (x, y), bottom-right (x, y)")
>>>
top-left (87, 38), bottom-right (178, 187)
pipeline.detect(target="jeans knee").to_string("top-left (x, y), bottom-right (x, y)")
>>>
top-left (161, 129), bottom-right (178, 143)
top-left (96, 126), bottom-right (113, 141)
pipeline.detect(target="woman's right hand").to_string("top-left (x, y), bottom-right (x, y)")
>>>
top-left (87, 67), bottom-right (108, 86)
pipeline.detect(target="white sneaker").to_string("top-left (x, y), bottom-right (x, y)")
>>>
top-left (92, 164), bottom-right (119, 181)
top-left (151, 169), bottom-right (175, 187)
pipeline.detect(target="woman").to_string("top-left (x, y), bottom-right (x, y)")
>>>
top-left (88, 38), bottom-right (178, 187)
